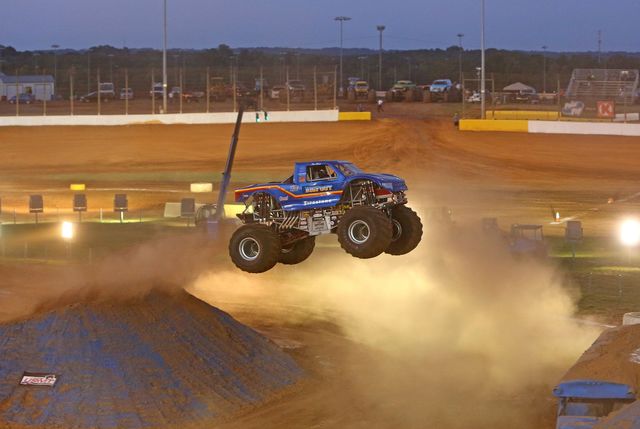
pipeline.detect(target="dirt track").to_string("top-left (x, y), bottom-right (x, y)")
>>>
top-left (1, 112), bottom-right (639, 232)
top-left (1, 109), bottom-right (640, 428)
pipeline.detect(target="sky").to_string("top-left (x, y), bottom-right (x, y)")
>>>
top-left (1, 0), bottom-right (639, 52)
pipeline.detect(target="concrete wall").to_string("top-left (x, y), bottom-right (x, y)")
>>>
top-left (459, 119), bottom-right (529, 132)
top-left (460, 118), bottom-right (640, 137)
top-left (0, 109), bottom-right (339, 127)
top-left (529, 121), bottom-right (640, 136)
top-left (338, 111), bottom-right (371, 121)
top-left (486, 110), bottom-right (559, 120)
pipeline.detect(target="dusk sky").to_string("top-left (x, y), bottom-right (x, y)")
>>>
top-left (2, 0), bottom-right (639, 52)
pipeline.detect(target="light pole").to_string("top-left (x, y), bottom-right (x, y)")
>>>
top-left (542, 45), bottom-right (547, 94)
top-left (456, 34), bottom-right (464, 86)
top-left (335, 16), bottom-right (351, 96)
top-left (162, 0), bottom-right (168, 113)
top-left (377, 25), bottom-right (385, 90)
top-left (108, 54), bottom-right (114, 83)
top-left (51, 44), bottom-right (59, 94)
top-left (358, 56), bottom-right (367, 79)
top-left (480, 0), bottom-right (486, 119)
top-left (405, 57), bottom-right (412, 81)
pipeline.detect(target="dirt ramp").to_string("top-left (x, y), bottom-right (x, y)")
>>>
top-left (0, 291), bottom-right (302, 428)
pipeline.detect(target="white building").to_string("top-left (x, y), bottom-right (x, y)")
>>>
top-left (0, 72), bottom-right (55, 101)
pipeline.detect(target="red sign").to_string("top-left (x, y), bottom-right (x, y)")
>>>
top-left (597, 101), bottom-right (615, 118)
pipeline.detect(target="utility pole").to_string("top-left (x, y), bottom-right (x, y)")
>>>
top-left (377, 25), bottom-right (385, 90)
top-left (542, 45), bottom-right (548, 93)
top-left (456, 34), bottom-right (464, 87)
top-left (51, 44), bottom-right (59, 95)
top-left (358, 56), bottom-right (366, 79)
top-left (597, 30), bottom-right (602, 65)
top-left (335, 16), bottom-right (351, 96)
top-left (162, 0), bottom-right (168, 114)
top-left (480, 0), bottom-right (486, 119)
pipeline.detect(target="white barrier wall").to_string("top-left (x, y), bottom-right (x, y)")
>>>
top-left (529, 121), bottom-right (640, 137)
top-left (0, 109), bottom-right (339, 127)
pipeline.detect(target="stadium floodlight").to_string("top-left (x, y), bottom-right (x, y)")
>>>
top-left (61, 221), bottom-right (74, 240)
top-left (335, 16), bottom-right (352, 96)
top-left (619, 219), bottom-right (640, 247)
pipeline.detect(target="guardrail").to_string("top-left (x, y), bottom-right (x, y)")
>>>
top-left (0, 109), bottom-right (340, 127)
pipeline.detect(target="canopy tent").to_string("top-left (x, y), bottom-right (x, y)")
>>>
top-left (503, 82), bottom-right (536, 93)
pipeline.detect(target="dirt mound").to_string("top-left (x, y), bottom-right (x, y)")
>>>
top-left (0, 290), bottom-right (302, 429)
top-left (560, 324), bottom-right (640, 390)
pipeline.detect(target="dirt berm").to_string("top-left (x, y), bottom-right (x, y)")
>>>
top-left (560, 324), bottom-right (640, 390)
top-left (0, 291), bottom-right (302, 428)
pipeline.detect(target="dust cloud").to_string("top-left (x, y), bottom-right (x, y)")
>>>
top-left (0, 202), bottom-right (601, 428)
top-left (0, 232), bottom-right (215, 322)
top-left (191, 209), bottom-right (600, 428)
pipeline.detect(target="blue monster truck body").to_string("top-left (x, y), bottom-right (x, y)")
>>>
top-left (228, 161), bottom-right (421, 273)
top-left (235, 161), bottom-right (407, 212)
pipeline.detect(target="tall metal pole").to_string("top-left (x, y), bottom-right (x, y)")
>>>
top-left (457, 34), bottom-right (464, 86)
top-left (480, 0), bottom-right (486, 119)
top-left (162, 0), bottom-right (168, 114)
top-left (377, 25), bottom-right (385, 90)
top-left (542, 45), bottom-right (547, 93)
top-left (51, 44), bottom-right (59, 95)
top-left (335, 16), bottom-right (351, 96)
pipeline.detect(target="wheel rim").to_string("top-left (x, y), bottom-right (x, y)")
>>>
top-left (348, 220), bottom-right (370, 244)
top-left (391, 219), bottom-right (403, 241)
top-left (239, 237), bottom-right (260, 261)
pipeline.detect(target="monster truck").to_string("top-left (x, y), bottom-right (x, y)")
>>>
top-left (229, 161), bottom-right (422, 273)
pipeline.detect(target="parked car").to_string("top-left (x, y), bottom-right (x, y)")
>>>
top-left (283, 80), bottom-right (306, 100)
top-left (182, 91), bottom-right (205, 103)
top-left (119, 88), bottom-right (134, 100)
top-left (467, 92), bottom-right (481, 103)
top-left (80, 83), bottom-right (116, 102)
top-left (8, 93), bottom-right (35, 104)
top-left (270, 85), bottom-right (286, 99)
top-left (150, 82), bottom-right (164, 98)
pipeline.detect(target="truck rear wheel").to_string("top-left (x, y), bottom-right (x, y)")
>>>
top-left (279, 236), bottom-right (315, 265)
top-left (338, 206), bottom-right (393, 259)
top-left (229, 224), bottom-right (281, 273)
top-left (385, 205), bottom-right (423, 255)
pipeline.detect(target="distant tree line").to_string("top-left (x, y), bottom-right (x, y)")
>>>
top-left (1, 43), bottom-right (639, 95)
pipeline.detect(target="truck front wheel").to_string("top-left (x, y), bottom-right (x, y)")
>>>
top-left (229, 224), bottom-right (281, 273)
top-left (338, 206), bottom-right (392, 259)
top-left (385, 205), bottom-right (423, 255)
top-left (279, 236), bottom-right (315, 265)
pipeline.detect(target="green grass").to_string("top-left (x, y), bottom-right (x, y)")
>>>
top-left (0, 221), bottom-right (197, 263)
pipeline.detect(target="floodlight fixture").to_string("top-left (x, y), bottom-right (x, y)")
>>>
top-left (620, 219), bottom-right (640, 247)
top-left (61, 221), bottom-right (74, 240)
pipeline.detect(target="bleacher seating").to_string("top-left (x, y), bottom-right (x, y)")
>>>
top-left (566, 69), bottom-right (638, 103)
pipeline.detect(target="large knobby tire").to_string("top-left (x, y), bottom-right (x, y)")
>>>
top-left (279, 236), bottom-right (316, 265)
top-left (338, 206), bottom-right (393, 259)
top-left (385, 205), bottom-right (423, 255)
top-left (229, 224), bottom-right (281, 273)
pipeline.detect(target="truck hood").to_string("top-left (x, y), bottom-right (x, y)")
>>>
top-left (353, 173), bottom-right (408, 192)
top-left (556, 416), bottom-right (599, 429)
